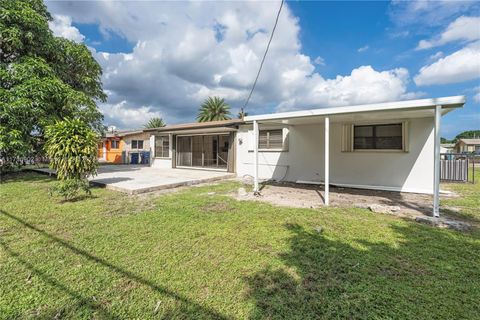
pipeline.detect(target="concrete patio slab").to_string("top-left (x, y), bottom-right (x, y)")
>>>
top-left (32, 165), bottom-right (235, 194)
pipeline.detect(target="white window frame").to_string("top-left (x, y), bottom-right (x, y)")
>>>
top-left (131, 140), bottom-right (144, 150)
top-left (155, 136), bottom-right (170, 158)
top-left (248, 127), bottom-right (289, 152)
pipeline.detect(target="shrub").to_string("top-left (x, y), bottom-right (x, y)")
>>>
top-left (44, 119), bottom-right (98, 199)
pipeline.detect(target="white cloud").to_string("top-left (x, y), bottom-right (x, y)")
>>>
top-left (48, 14), bottom-right (85, 43)
top-left (357, 45), bottom-right (369, 53)
top-left (100, 101), bottom-right (163, 129)
top-left (47, 1), bottom-right (417, 128)
top-left (277, 66), bottom-right (421, 111)
top-left (314, 56), bottom-right (325, 66)
top-left (428, 51), bottom-right (444, 61)
top-left (415, 41), bottom-right (480, 86)
top-left (417, 16), bottom-right (480, 50)
top-left (389, 1), bottom-right (480, 28)
top-left (474, 87), bottom-right (480, 103)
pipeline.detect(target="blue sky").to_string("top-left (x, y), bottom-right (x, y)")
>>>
top-left (47, 1), bottom-right (479, 139)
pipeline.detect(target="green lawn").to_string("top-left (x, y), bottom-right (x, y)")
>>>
top-left (1, 172), bottom-right (479, 319)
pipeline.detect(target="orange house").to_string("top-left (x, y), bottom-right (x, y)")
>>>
top-left (98, 130), bottom-right (150, 164)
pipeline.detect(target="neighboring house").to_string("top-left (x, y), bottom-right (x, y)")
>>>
top-left (440, 143), bottom-right (455, 153)
top-left (98, 130), bottom-right (151, 164)
top-left (145, 96), bottom-right (465, 217)
top-left (454, 138), bottom-right (480, 154)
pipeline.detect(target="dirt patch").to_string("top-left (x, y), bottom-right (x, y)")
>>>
top-left (233, 181), bottom-right (440, 219)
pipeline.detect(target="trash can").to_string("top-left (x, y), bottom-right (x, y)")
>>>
top-left (130, 152), bottom-right (139, 164)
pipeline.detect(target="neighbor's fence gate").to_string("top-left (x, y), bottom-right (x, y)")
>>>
top-left (440, 153), bottom-right (475, 183)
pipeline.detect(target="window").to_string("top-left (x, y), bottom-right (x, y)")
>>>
top-left (259, 129), bottom-right (283, 150)
top-left (131, 140), bottom-right (144, 149)
top-left (111, 140), bottom-right (120, 149)
top-left (155, 136), bottom-right (169, 158)
top-left (354, 123), bottom-right (403, 150)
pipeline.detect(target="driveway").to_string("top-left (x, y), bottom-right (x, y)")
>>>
top-left (34, 165), bottom-right (235, 194)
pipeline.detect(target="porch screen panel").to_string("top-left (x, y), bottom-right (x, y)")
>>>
top-left (177, 136), bottom-right (192, 166)
top-left (192, 136), bottom-right (203, 167)
top-left (218, 135), bottom-right (229, 167)
top-left (203, 135), bottom-right (215, 167)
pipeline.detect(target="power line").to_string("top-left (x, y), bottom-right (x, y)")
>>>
top-left (241, 0), bottom-right (284, 114)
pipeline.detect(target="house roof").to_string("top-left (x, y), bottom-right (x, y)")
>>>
top-left (441, 143), bottom-right (455, 148)
top-left (244, 96), bottom-right (465, 124)
top-left (144, 119), bottom-right (244, 133)
top-left (457, 138), bottom-right (480, 145)
top-left (104, 130), bottom-right (143, 138)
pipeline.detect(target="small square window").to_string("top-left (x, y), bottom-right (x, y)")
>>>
top-left (111, 140), bottom-right (120, 149)
top-left (259, 129), bottom-right (283, 149)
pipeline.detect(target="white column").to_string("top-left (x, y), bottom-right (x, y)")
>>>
top-left (253, 120), bottom-right (259, 193)
top-left (324, 116), bottom-right (330, 206)
top-left (433, 105), bottom-right (441, 217)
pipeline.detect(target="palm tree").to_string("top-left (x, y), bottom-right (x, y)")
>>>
top-left (237, 108), bottom-right (248, 120)
top-left (197, 96), bottom-right (231, 122)
top-left (144, 117), bottom-right (166, 129)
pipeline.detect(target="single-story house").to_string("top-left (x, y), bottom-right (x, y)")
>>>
top-left (454, 138), bottom-right (480, 154)
top-left (144, 96), bottom-right (466, 217)
top-left (440, 143), bottom-right (455, 153)
top-left (98, 130), bottom-right (151, 164)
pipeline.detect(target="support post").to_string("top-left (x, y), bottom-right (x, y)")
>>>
top-left (325, 116), bottom-right (330, 206)
top-left (433, 105), bottom-right (441, 217)
top-left (253, 120), bottom-right (259, 194)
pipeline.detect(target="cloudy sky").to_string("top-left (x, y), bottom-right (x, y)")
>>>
top-left (46, 0), bottom-right (479, 138)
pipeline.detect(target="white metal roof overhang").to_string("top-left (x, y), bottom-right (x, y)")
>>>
top-left (153, 127), bottom-right (237, 135)
top-left (244, 96), bottom-right (466, 125)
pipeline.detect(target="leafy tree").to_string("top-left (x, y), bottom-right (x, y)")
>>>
top-left (440, 137), bottom-right (450, 143)
top-left (0, 0), bottom-right (106, 172)
top-left (197, 96), bottom-right (231, 122)
top-left (453, 130), bottom-right (480, 142)
top-left (144, 117), bottom-right (166, 128)
top-left (44, 119), bottom-right (98, 199)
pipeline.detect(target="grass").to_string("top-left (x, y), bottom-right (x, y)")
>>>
top-left (441, 167), bottom-right (480, 223)
top-left (1, 171), bottom-right (479, 319)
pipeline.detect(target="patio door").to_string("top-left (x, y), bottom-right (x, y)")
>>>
top-left (176, 134), bottom-right (229, 170)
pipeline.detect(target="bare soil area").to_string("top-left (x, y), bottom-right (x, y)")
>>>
top-left (234, 181), bottom-right (459, 220)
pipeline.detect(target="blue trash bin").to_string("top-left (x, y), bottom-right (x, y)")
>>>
top-left (130, 152), bottom-right (139, 164)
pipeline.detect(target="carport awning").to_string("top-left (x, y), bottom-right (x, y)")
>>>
top-left (246, 95), bottom-right (467, 218)
top-left (244, 96), bottom-right (465, 125)
top-left (154, 127), bottom-right (237, 135)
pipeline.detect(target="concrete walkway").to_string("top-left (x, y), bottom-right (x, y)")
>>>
top-left (33, 165), bottom-right (235, 194)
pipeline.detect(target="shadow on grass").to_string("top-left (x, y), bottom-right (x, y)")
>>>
top-left (247, 223), bottom-right (480, 319)
top-left (1, 171), bottom-right (54, 184)
top-left (0, 210), bottom-right (227, 319)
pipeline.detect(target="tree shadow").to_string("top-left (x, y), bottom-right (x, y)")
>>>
top-left (0, 171), bottom-right (54, 184)
top-left (247, 223), bottom-right (480, 319)
top-left (0, 210), bottom-right (227, 319)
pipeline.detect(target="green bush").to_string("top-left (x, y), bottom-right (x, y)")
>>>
top-left (44, 119), bottom-right (98, 199)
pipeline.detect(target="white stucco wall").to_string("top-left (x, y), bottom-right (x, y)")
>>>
top-left (123, 133), bottom-right (151, 152)
top-left (236, 117), bottom-right (435, 194)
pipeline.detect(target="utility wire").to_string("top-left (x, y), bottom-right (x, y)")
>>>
top-left (241, 0), bottom-right (284, 114)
